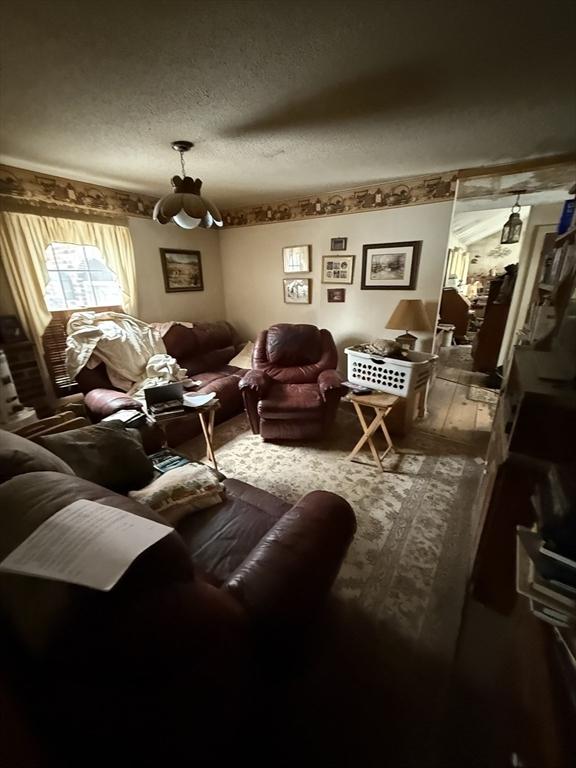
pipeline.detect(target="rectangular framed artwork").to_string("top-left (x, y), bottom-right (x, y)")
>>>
top-left (283, 278), bottom-right (311, 304)
top-left (282, 244), bottom-right (311, 273)
top-left (330, 237), bottom-right (347, 251)
top-left (160, 249), bottom-right (204, 292)
top-left (322, 254), bottom-right (355, 284)
top-left (327, 288), bottom-right (346, 303)
top-left (361, 241), bottom-right (421, 290)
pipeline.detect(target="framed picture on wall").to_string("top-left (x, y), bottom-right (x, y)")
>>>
top-left (283, 245), bottom-right (311, 273)
top-left (327, 288), bottom-right (346, 303)
top-left (322, 254), bottom-right (355, 284)
top-left (283, 278), bottom-right (311, 304)
top-left (361, 241), bottom-right (421, 290)
top-left (160, 249), bottom-right (204, 292)
top-left (330, 237), bottom-right (347, 251)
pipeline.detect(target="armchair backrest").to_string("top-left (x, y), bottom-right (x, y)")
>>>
top-left (253, 324), bottom-right (338, 383)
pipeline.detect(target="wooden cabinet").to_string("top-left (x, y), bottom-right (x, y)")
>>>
top-left (1, 341), bottom-right (50, 416)
top-left (439, 287), bottom-right (470, 339)
top-left (456, 346), bottom-right (576, 768)
top-left (472, 348), bottom-right (576, 604)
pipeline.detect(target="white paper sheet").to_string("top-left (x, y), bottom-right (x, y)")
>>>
top-left (0, 499), bottom-right (172, 591)
top-left (183, 392), bottom-right (216, 408)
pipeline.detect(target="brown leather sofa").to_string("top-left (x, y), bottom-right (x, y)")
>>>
top-left (0, 429), bottom-right (355, 767)
top-left (240, 323), bottom-right (345, 441)
top-left (76, 321), bottom-right (247, 445)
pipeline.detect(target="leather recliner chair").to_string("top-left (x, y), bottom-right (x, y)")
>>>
top-left (239, 323), bottom-right (345, 441)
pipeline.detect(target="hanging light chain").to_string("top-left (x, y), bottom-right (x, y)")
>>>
top-left (179, 150), bottom-right (187, 178)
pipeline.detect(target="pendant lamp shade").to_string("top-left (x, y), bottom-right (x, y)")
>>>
top-left (153, 141), bottom-right (223, 230)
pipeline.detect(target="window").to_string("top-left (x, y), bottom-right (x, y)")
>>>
top-left (42, 243), bottom-right (123, 396)
top-left (44, 242), bottom-right (122, 310)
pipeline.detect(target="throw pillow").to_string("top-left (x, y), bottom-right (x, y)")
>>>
top-left (0, 428), bottom-right (75, 483)
top-left (129, 463), bottom-right (225, 524)
top-left (37, 423), bottom-right (154, 494)
top-left (228, 341), bottom-right (254, 370)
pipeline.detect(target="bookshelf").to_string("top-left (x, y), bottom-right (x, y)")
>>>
top-left (464, 191), bottom-right (576, 766)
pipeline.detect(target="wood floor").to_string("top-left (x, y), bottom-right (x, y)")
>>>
top-left (418, 346), bottom-right (498, 455)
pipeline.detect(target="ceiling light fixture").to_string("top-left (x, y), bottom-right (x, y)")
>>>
top-left (153, 140), bottom-right (223, 229)
top-left (500, 190), bottom-right (524, 244)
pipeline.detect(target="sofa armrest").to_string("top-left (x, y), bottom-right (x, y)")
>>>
top-left (84, 388), bottom-right (143, 420)
top-left (238, 369), bottom-right (271, 396)
top-left (317, 369), bottom-right (344, 400)
top-left (223, 491), bottom-right (356, 624)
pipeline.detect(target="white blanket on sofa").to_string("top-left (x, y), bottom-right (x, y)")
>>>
top-left (65, 312), bottom-right (187, 397)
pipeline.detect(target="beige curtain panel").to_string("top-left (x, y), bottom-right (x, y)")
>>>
top-left (0, 211), bottom-right (138, 347)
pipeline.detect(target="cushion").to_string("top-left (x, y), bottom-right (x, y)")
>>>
top-left (228, 341), bottom-right (254, 369)
top-left (0, 428), bottom-right (75, 484)
top-left (129, 463), bottom-right (225, 524)
top-left (258, 383), bottom-right (323, 420)
top-left (36, 423), bottom-right (154, 494)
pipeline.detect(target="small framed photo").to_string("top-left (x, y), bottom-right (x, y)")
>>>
top-left (283, 244), bottom-right (311, 273)
top-left (330, 237), bottom-right (347, 251)
top-left (322, 254), bottom-right (355, 284)
top-left (327, 288), bottom-right (346, 303)
top-left (283, 278), bottom-right (311, 304)
top-left (160, 249), bottom-right (203, 292)
top-left (361, 241), bottom-right (421, 290)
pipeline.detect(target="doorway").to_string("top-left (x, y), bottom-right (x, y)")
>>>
top-left (439, 166), bottom-right (574, 383)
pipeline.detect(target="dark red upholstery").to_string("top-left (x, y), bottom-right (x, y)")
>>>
top-left (240, 324), bottom-right (344, 441)
top-left (0, 430), bottom-right (356, 767)
top-left (76, 321), bottom-right (246, 446)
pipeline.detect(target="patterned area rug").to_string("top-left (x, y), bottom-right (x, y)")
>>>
top-left (181, 408), bottom-right (484, 766)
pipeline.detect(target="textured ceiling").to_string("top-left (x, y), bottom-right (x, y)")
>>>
top-left (452, 209), bottom-right (511, 246)
top-left (1, 0), bottom-right (575, 207)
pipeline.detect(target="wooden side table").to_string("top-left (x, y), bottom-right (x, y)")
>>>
top-left (150, 399), bottom-right (220, 471)
top-left (345, 392), bottom-right (400, 472)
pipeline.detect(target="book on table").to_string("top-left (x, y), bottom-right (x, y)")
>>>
top-left (149, 449), bottom-right (192, 474)
top-left (149, 399), bottom-right (185, 419)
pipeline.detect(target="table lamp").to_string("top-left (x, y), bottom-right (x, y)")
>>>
top-left (386, 299), bottom-right (432, 350)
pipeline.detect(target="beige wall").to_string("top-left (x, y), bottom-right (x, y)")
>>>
top-left (128, 217), bottom-right (225, 324)
top-left (219, 202), bottom-right (453, 366)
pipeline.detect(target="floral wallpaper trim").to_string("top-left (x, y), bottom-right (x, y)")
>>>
top-left (0, 165), bottom-right (157, 219)
top-left (0, 164), bottom-right (458, 227)
top-left (220, 171), bottom-right (458, 227)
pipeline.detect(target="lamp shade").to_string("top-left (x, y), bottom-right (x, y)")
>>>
top-left (386, 299), bottom-right (432, 331)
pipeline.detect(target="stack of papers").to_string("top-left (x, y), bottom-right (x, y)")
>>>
top-left (0, 500), bottom-right (172, 591)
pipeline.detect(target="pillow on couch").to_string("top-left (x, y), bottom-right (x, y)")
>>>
top-left (0, 428), bottom-right (75, 483)
top-left (228, 341), bottom-right (254, 369)
top-left (129, 463), bottom-right (225, 524)
top-left (36, 423), bottom-right (154, 494)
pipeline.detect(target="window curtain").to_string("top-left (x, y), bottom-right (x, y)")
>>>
top-left (0, 211), bottom-right (138, 348)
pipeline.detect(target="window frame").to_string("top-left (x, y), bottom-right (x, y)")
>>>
top-left (44, 241), bottom-right (122, 312)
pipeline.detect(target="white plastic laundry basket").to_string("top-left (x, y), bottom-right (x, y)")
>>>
top-left (344, 347), bottom-right (437, 397)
